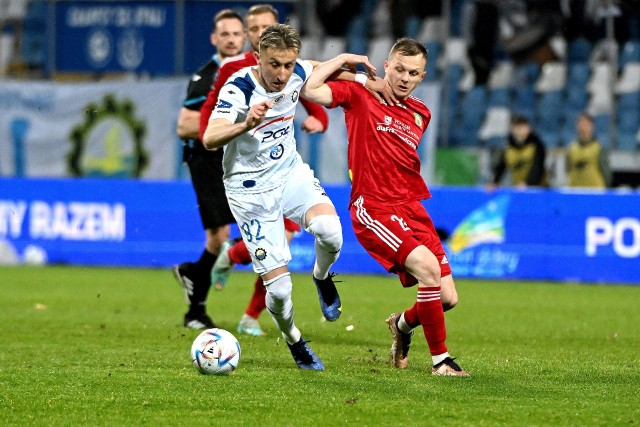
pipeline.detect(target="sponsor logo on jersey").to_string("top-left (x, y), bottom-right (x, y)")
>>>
top-left (291, 90), bottom-right (299, 103)
top-left (384, 116), bottom-right (392, 125)
top-left (261, 125), bottom-right (290, 143)
top-left (441, 255), bottom-right (448, 264)
top-left (270, 144), bottom-right (284, 159)
top-left (216, 99), bottom-right (232, 109)
top-left (273, 94), bottom-right (285, 104)
top-left (414, 112), bottom-right (423, 127)
top-left (255, 248), bottom-right (267, 260)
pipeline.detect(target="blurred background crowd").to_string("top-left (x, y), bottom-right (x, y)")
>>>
top-left (1, 0), bottom-right (640, 187)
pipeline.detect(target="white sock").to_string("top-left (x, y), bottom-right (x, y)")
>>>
top-left (397, 313), bottom-right (413, 334)
top-left (306, 215), bottom-right (343, 280)
top-left (432, 352), bottom-right (451, 366)
top-left (264, 273), bottom-right (301, 345)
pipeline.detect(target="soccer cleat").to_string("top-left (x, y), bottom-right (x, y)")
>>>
top-left (183, 313), bottom-right (216, 330)
top-left (312, 273), bottom-right (342, 322)
top-left (287, 337), bottom-right (325, 370)
top-left (385, 312), bottom-right (413, 369)
top-left (172, 262), bottom-right (200, 304)
top-left (211, 240), bottom-right (234, 289)
top-left (432, 357), bottom-right (469, 377)
top-left (237, 314), bottom-right (266, 336)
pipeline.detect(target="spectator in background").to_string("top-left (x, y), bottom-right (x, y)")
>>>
top-left (389, 0), bottom-right (442, 39)
top-left (489, 115), bottom-right (548, 190)
top-left (566, 113), bottom-right (610, 189)
top-left (173, 9), bottom-right (246, 330)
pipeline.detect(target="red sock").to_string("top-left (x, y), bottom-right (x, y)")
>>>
top-left (416, 286), bottom-right (448, 356)
top-left (228, 239), bottom-right (252, 265)
top-left (403, 302), bottom-right (420, 329)
top-left (245, 276), bottom-right (266, 318)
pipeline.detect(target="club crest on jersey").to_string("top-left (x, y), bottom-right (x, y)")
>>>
top-left (384, 116), bottom-right (392, 125)
top-left (273, 94), bottom-right (285, 104)
top-left (270, 143), bottom-right (284, 159)
top-left (414, 112), bottom-right (423, 127)
top-left (216, 99), bottom-right (232, 109)
top-left (291, 90), bottom-right (299, 103)
top-left (255, 248), bottom-right (267, 261)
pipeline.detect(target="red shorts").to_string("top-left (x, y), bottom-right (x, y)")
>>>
top-left (350, 196), bottom-right (451, 287)
top-left (284, 217), bottom-right (301, 233)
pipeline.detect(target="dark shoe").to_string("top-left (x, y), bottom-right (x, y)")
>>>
top-left (312, 273), bottom-right (342, 322)
top-left (432, 357), bottom-right (469, 377)
top-left (287, 337), bottom-right (324, 370)
top-left (172, 262), bottom-right (198, 304)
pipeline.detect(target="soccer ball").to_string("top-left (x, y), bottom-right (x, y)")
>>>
top-left (190, 328), bottom-right (241, 375)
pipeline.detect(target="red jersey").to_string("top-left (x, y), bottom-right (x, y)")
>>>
top-left (198, 51), bottom-right (328, 139)
top-left (327, 80), bottom-right (432, 206)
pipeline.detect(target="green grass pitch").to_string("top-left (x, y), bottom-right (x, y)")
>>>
top-left (1, 266), bottom-right (639, 426)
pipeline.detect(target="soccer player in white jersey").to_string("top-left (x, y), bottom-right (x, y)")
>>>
top-left (202, 24), bottom-right (374, 370)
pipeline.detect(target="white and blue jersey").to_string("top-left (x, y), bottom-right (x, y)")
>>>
top-left (210, 59), bottom-right (314, 195)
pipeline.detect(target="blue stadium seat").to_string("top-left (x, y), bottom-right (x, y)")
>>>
top-left (567, 63), bottom-right (591, 88)
top-left (618, 91), bottom-right (640, 109)
top-left (560, 120), bottom-right (576, 146)
top-left (568, 38), bottom-right (592, 63)
top-left (538, 130), bottom-right (561, 147)
top-left (512, 62), bottom-right (540, 86)
top-left (593, 114), bottom-right (612, 148)
top-left (619, 40), bottom-right (640, 68)
top-left (616, 130), bottom-right (639, 150)
top-left (20, 0), bottom-right (47, 69)
top-left (425, 40), bottom-right (441, 82)
top-left (617, 109), bottom-right (640, 133)
top-left (537, 91), bottom-right (563, 120)
top-left (565, 87), bottom-right (588, 114)
top-left (454, 86), bottom-right (488, 146)
top-left (488, 87), bottom-right (511, 107)
top-left (512, 85), bottom-right (536, 119)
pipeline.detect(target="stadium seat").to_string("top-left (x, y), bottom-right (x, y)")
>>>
top-left (587, 62), bottom-right (614, 94)
top-left (438, 38), bottom-right (469, 70)
top-left (535, 62), bottom-right (567, 93)
top-left (587, 89), bottom-right (614, 115)
top-left (455, 86), bottom-right (487, 146)
top-left (487, 61), bottom-right (514, 89)
top-left (318, 36), bottom-right (346, 62)
top-left (538, 129), bottom-right (561, 147)
top-left (511, 85), bottom-right (536, 119)
top-left (366, 36), bottom-right (395, 72)
top-left (560, 119), bottom-right (577, 146)
top-left (487, 87), bottom-right (511, 107)
top-left (565, 86), bottom-right (588, 113)
top-left (479, 107), bottom-right (510, 142)
top-left (567, 63), bottom-right (591, 88)
top-left (299, 36), bottom-right (321, 61)
top-left (593, 114), bottom-right (612, 148)
top-left (512, 62), bottom-right (540, 86)
top-left (618, 91), bottom-right (640, 110)
top-left (615, 63), bottom-right (640, 94)
top-left (617, 109), bottom-right (640, 134)
top-left (619, 40), bottom-right (640, 68)
top-left (567, 37), bottom-right (592, 63)
top-left (425, 40), bottom-right (441, 81)
top-left (616, 130), bottom-right (639, 150)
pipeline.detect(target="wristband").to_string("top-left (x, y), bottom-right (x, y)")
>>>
top-left (354, 73), bottom-right (367, 86)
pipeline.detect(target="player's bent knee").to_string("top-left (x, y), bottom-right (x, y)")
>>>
top-left (306, 215), bottom-right (343, 251)
top-left (264, 272), bottom-right (292, 301)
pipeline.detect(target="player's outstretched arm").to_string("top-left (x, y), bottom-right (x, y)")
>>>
top-left (302, 53), bottom-right (376, 106)
top-left (203, 101), bottom-right (272, 149)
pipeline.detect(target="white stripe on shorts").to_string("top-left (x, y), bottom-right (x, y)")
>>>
top-left (354, 196), bottom-right (402, 251)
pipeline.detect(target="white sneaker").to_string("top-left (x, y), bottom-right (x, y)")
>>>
top-left (237, 314), bottom-right (265, 336)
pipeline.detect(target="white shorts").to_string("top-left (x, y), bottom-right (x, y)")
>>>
top-left (226, 163), bottom-right (334, 274)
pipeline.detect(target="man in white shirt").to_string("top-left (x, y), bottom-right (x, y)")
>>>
top-left (203, 24), bottom-right (374, 370)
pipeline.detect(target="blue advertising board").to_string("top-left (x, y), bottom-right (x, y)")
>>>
top-left (55, 1), bottom-right (176, 74)
top-left (1, 178), bottom-right (638, 285)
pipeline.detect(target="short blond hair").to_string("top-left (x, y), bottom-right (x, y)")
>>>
top-left (258, 24), bottom-right (301, 54)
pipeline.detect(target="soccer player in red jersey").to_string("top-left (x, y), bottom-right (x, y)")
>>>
top-left (302, 38), bottom-right (469, 376)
